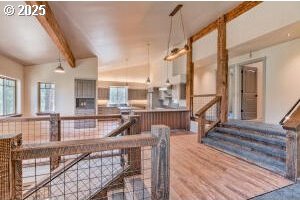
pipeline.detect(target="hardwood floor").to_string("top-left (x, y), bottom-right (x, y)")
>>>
top-left (170, 132), bottom-right (293, 200)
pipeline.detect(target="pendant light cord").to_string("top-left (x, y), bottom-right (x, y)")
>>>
top-left (180, 9), bottom-right (187, 41)
top-left (166, 17), bottom-right (173, 56)
top-left (147, 43), bottom-right (150, 76)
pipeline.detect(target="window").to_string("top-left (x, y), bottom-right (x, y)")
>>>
top-left (0, 77), bottom-right (17, 116)
top-left (109, 86), bottom-right (128, 105)
top-left (39, 83), bottom-right (55, 113)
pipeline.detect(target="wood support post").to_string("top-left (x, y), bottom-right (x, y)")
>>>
top-left (186, 37), bottom-right (194, 111)
top-left (127, 115), bottom-right (142, 174)
top-left (216, 15), bottom-right (228, 123)
top-left (26, 1), bottom-right (76, 68)
top-left (197, 115), bottom-right (205, 143)
top-left (151, 125), bottom-right (170, 200)
top-left (0, 133), bottom-right (22, 200)
top-left (286, 129), bottom-right (300, 181)
top-left (49, 113), bottom-right (61, 170)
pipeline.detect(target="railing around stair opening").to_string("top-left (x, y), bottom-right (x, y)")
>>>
top-left (190, 94), bottom-right (216, 120)
top-left (0, 116), bottom-right (170, 200)
top-left (195, 96), bottom-right (222, 143)
top-left (0, 114), bottom-right (122, 145)
top-left (280, 98), bottom-right (300, 181)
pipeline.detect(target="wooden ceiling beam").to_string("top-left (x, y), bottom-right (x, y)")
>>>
top-left (191, 1), bottom-right (262, 42)
top-left (26, 1), bottom-right (76, 68)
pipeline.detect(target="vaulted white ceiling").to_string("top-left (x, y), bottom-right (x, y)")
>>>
top-left (0, 1), bottom-right (240, 67)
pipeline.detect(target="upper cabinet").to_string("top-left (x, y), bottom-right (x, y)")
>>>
top-left (75, 79), bottom-right (96, 98)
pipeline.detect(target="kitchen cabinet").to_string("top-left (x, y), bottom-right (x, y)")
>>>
top-left (74, 79), bottom-right (96, 129)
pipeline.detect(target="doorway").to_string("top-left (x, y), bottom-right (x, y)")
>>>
top-left (228, 57), bottom-right (266, 121)
top-left (237, 58), bottom-right (266, 121)
top-left (241, 66), bottom-right (258, 120)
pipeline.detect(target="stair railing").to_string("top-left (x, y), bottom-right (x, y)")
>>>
top-left (195, 96), bottom-right (221, 143)
top-left (190, 94), bottom-right (216, 120)
top-left (0, 119), bottom-right (170, 200)
top-left (21, 116), bottom-right (138, 199)
top-left (280, 98), bottom-right (300, 127)
top-left (280, 98), bottom-right (300, 181)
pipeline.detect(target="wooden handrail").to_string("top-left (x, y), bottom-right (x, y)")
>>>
top-left (0, 114), bottom-right (122, 122)
top-left (12, 134), bottom-right (157, 160)
top-left (191, 94), bottom-right (216, 98)
top-left (195, 96), bottom-right (221, 117)
top-left (195, 96), bottom-right (221, 143)
top-left (106, 119), bottom-right (135, 137)
top-left (60, 114), bottom-right (121, 120)
top-left (280, 98), bottom-right (300, 125)
top-left (22, 115), bottom-right (137, 198)
top-left (282, 102), bottom-right (300, 131)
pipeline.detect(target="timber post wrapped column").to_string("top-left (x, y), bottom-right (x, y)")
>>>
top-left (49, 113), bottom-right (61, 170)
top-left (0, 133), bottom-right (22, 200)
top-left (151, 125), bottom-right (170, 200)
top-left (285, 125), bottom-right (300, 181)
top-left (216, 15), bottom-right (228, 123)
top-left (186, 37), bottom-right (194, 112)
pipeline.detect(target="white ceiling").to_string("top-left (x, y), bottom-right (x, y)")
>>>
top-left (0, 1), bottom-right (240, 67)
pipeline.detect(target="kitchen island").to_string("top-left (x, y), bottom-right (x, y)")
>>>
top-left (132, 109), bottom-right (190, 132)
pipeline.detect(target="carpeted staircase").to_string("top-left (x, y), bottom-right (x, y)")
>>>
top-left (202, 120), bottom-right (287, 176)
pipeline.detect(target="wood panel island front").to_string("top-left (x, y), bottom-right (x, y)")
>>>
top-left (132, 109), bottom-right (190, 132)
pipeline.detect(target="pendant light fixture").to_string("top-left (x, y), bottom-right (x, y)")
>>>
top-left (165, 62), bottom-right (171, 86)
top-left (125, 58), bottom-right (129, 86)
top-left (54, 53), bottom-right (65, 73)
top-left (146, 43), bottom-right (151, 85)
top-left (159, 61), bottom-right (169, 91)
top-left (164, 4), bottom-right (189, 61)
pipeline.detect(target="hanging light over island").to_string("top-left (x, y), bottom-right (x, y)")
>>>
top-left (164, 44), bottom-right (189, 61)
top-left (164, 4), bottom-right (189, 62)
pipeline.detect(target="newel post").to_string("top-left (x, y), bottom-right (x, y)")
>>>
top-left (197, 115), bottom-right (205, 143)
top-left (0, 133), bottom-right (22, 200)
top-left (285, 126), bottom-right (300, 181)
top-left (128, 115), bottom-right (142, 174)
top-left (49, 113), bottom-right (61, 170)
top-left (151, 125), bottom-right (170, 200)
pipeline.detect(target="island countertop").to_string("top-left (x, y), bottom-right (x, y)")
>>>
top-left (133, 108), bottom-right (189, 113)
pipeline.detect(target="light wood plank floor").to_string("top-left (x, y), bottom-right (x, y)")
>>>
top-left (170, 132), bottom-right (293, 200)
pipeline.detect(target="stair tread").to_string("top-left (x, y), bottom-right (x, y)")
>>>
top-left (202, 137), bottom-right (286, 175)
top-left (208, 131), bottom-right (286, 159)
top-left (224, 120), bottom-right (286, 137)
top-left (215, 127), bottom-right (286, 147)
top-left (124, 175), bottom-right (151, 200)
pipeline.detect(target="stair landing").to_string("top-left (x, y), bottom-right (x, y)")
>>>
top-left (203, 120), bottom-right (287, 176)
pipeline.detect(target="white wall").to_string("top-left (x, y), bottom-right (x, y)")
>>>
top-left (194, 64), bottom-right (216, 95)
top-left (193, 2), bottom-right (300, 64)
top-left (228, 39), bottom-right (300, 124)
top-left (227, 2), bottom-right (300, 49)
top-left (193, 30), bottom-right (217, 62)
top-left (99, 64), bottom-right (148, 83)
top-left (149, 55), bottom-right (172, 87)
top-left (24, 57), bottom-right (98, 116)
top-left (0, 54), bottom-right (24, 114)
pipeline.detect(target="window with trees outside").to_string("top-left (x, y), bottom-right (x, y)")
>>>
top-left (109, 86), bottom-right (128, 105)
top-left (0, 77), bottom-right (17, 116)
top-left (39, 82), bottom-right (55, 113)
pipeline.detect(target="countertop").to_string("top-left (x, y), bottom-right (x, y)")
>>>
top-left (133, 108), bottom-right (189, 113)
